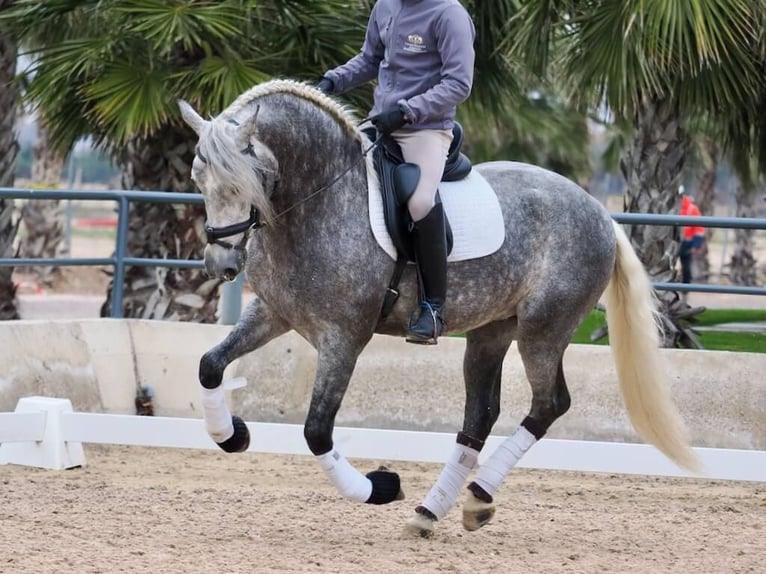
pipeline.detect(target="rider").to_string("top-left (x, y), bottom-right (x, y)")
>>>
top-left (317, 0), bottom-right (476, 345)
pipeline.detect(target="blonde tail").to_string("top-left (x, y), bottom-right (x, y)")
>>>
top-left (604, 221), bottom-right (699, 471)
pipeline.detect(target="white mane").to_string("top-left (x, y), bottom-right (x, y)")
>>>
top-left (197, 121), bottom-right (278, 223)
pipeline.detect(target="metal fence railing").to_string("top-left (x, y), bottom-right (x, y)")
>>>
top-left (0, 188), bottom-right (764, 323)
top-left (611, 212), bottom-right (766, 297)
top-left (0, 188), bottom-right (205, 320)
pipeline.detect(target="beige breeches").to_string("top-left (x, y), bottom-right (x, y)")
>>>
top-left (391, 128), bottom-right (453, 222)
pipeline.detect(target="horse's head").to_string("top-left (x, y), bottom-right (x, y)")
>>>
top-left (178, 99), bottom-right (278, 281)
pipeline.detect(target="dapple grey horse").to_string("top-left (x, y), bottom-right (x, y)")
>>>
top-left (178, 79), bottom-right (696, 538)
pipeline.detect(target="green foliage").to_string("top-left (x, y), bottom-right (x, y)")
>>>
top-left (570, 311), bottom-right (604, 345)
top-left (3, 0), bottom-right (370, 152)
top-left (693, 308), bottom-right (766, 326)
top-left (572, 307), bottom-right (766, 353)
top-left (510, 0), bottom-right (764, 117)
top-left (692, 330), bottom-right (766, 353)
top-left (508, 0), bottom-right (766, 183)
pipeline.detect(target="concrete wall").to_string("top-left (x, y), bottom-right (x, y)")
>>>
top-left (1, 319), bottom-right (763, 450)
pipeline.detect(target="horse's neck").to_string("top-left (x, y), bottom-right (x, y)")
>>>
top-left (244, 100), bottom-right (367, 232)
top-left (253, 99), bottom-right (365, 208)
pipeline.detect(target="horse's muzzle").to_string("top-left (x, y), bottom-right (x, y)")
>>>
top-left (204, 244), bottom-right (245, 281)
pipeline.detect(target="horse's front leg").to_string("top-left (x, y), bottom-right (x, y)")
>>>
top-left (305, 335), bottom-right (404, 505)
top-left (198, 297), bottom-right (289, 452)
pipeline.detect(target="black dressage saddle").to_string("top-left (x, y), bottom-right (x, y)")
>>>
top-left (365, 122), bottom-right (472, 263)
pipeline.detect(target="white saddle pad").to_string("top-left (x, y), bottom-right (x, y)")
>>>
top-left (367, 166), bottom-right (505, 262)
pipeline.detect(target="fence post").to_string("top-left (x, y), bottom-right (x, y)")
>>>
top-left (219, 273), bottom-right (243, 325)
top-left (111, 195), bottom-right (130, 318)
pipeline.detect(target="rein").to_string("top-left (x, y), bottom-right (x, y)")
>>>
top-left (271, 133), bottom-right (382, 221)
top-left (204, 127), bottom-right (382, 250)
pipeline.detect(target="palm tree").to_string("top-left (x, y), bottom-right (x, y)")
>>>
top-left (721, 151), bottom-right (763, 286)
top-left (728, 180), bottom-right (759, 285)
top-left (511, 1), bottom-right (765, 346)
top-left (0, 0), bottom-right (19, 320)
top-left (4, 0), bottom-right (369, 321)
top-left (19, 118), bottom-right (66, 287)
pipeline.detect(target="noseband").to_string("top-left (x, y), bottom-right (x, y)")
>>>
top-left (199, 130), bottom-right (264, 251)
top-left (205, 206), bottom-right (261, 251)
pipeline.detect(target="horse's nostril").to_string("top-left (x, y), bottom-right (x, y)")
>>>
top-left (223, 268), bottom-right (238, 282)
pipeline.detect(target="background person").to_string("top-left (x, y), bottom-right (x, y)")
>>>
top-left (679, 189), bottom-right (706, 296)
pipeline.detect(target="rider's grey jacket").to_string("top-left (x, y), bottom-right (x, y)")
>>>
top-left (324, 0), bottom-right (475, 130)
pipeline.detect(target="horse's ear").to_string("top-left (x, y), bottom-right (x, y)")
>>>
top-left (236, 105), bottom-right (260, 148)
top-left (177, 100), bottom-right (205, 136)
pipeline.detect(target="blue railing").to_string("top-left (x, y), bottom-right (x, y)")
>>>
top-left (0, 188), bottom-right (204, 319)
top-left (0, 187), bottom-right (764, 322)
top-left (611, 212), bottom-right (766, 297)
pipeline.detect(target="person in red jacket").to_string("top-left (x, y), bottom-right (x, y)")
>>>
top-left (679, 190), bottom-right (706, 287)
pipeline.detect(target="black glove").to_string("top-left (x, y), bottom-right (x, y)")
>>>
top-left (369, 107), bottom-right (409, 134)
top-left (316, 77), bottom-right (334, 94)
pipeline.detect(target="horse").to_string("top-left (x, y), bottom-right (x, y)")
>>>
top-left (178, 79), bottom-right (697, 537)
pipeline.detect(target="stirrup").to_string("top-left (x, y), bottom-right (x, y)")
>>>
top-left (406, 302), bottom-right (443, 345)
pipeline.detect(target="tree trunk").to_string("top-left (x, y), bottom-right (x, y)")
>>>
top-left (103, 125), bottom-right (223, 322)
top-left (620, 97), bottom-right (689, 346)
top-left (694, 138), bottom-right (718, 282)
top-left (19, 120), bottom-right (66, 286)
top-left (0, 2), bottom-right (19, 320)
top-left (728, 181), bottom-right (758, 286)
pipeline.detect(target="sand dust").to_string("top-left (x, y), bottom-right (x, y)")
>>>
top-left (1, 445), bottom-right (763, 573)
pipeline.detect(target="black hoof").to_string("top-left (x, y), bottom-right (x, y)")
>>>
top-left (216, 416), bottom-right (250, 453)
top-left (365, 467), bottom-right (404, 505)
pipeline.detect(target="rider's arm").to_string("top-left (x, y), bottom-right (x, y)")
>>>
top-left (324, 5), bottom-right (385, 94)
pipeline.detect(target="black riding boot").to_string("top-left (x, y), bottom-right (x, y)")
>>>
top-left (406, 202), bottom-right (447, 345)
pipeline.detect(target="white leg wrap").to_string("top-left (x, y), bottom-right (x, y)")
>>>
top-left (200, 386), bottom-right (234, 443)
top-left (421, 443), bottom-right (479, 520)
top-left (473, 426), bottom-right (537, 497)
top-left (317, 449), bottom-right (373, 503)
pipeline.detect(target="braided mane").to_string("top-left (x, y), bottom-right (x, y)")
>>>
top-left (224, 78), bottom-right (365, 142)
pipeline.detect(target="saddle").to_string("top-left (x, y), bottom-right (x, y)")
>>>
top-left (366, 122), bottom-right (472, 263)
top-left (366, 123), bottom-right (473, 319)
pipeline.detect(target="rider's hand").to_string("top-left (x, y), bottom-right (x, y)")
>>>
top-left (369, 107), bottom-right (409, 134)
top-left (316, 77), bottom-right (334, 94)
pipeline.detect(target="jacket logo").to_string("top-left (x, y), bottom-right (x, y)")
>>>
top-left (403, 34), bottom-right (427, 53)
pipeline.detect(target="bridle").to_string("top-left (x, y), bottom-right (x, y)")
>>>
top-left (195, 143), bottom-right (264, 252)
top-left (201, 126), bottom-right (382, 252)
top-left (205, 205), bottom-right (260, 251)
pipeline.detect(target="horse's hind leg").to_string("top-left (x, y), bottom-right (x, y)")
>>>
top-left (198, 297), bottom-right (289, 451)
top-left (404, 318), bottom-right (516, 538)
top-left (463, 327), bottom-right (572, 531)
